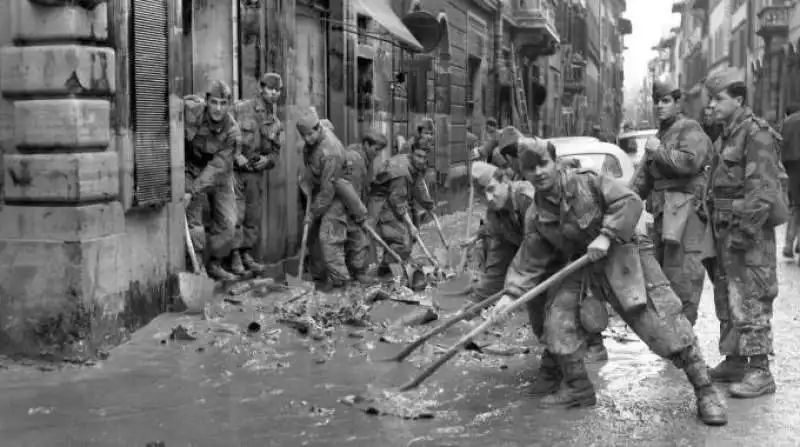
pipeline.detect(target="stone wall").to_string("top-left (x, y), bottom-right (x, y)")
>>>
top-left (0, 0), bottom-right (182, 359)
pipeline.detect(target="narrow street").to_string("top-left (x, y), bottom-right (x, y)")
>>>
top-left (1, 214), bottom-right (799, 447)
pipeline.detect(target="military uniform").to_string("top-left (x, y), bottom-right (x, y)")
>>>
top-left (780, 109), bottom-right (800, 258)
top-left (467, 162), bottom-right (534, 302)
top-left (229, 72), bottom-right (284, 274)
top-left (368, 145), bottom-right (435, 266)
top-left (501, 138), bottom-right (726, 426)
top-left (184, 81), bottom-right (241, 281)
top-left (704, 68), bottom-right (785, 398)
top-left (630, 79), bottom-right (713, 325)
top-left (298, 108), bottom-right (368, 287)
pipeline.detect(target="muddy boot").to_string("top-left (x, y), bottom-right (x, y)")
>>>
top-left (318, 278), bottom-right (348, 293)
top-left (207, 260), bottom-right (239, 281)
top-left (709, 356), bottom-right (748, 383)
top-left (729, 355), bottom-right (777, 399)
top-left (539, 355), bottom-right (596, 409)
top-left (676, 345), bottom-right (728, 426)
top-left (241, 250), bottom-right (267, 274)
top-left (585, 334), bottom-right (609, 363)
top-left (527, 350), bottom-right (563, 396)
top-left (229, 250), bottom-right (247, 276)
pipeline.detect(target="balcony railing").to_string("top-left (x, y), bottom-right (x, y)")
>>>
top-left (757, 4), bottom-right (791, 37)
top-left (512, 0), bottom-right (558, 34)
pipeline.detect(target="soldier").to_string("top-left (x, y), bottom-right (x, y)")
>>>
top-left (494, 138), bottom-right (727, 425)
top-left (368, 134), bottom-right (436, 271)
top-left (345, 131), bottom-right (388, 203)
top-left (183, 80), bottom-right (241, 281)
top-left (464, 161), bottom-right (535, 304)
top-left (229, 72), bottom-right (284, 275)
top-left (473, 126), bottom-right (523, 175)
top-left (704, 68), bottom-right (787, 397)
top-left (484, 117), bottom-right (499, 143)
top-left (403, 118), bottom-right (435, 153)
top-left (297, 108), bottom-right (364, 290)
top-left (780, 104), bottom-right (800, 259)
top-left (629, 78), bottom-right (713, 326)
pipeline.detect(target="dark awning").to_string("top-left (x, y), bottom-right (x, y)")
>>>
top-left (352, 0), bottom-right (424, 52)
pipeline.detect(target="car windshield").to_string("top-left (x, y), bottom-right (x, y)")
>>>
top-left (558, 153), bottom-right (623, 178)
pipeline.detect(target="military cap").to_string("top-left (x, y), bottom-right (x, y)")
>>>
top-left (705, 67), bottom-right (745, 96)
top-left (652, 76), bottom-right (680, 100)
top-left (320, 119), bottom-right (334, 131)
top-left (471, 161), bottom-right (498, 188)
top-left (296, 107), bottom-right (320, 135)
top-left (417, 118), bottom-right (435, 133)
top-left (261, 72), bottom-right (283, 89)
top-left (497, 126), bottom-right (524, 157)
top-left (486, 117), bottom-right (498, 127)
top-left (517, 137), bottom-right (550, 171)
top-left (207, 80), bottom-right (232, 100)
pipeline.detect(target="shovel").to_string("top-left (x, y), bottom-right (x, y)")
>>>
top-left (396, 254), bottom-right (593, 392)
top-left (381, 289), bottom-right (506, 362)
top-left (176, 215), bottom-right (216, 314)
top-left (363, 223), bottom-right (408, 281)
top-left (287, 188), bottom-right (314, 290)
top-left (429, 212), bottom-right (458, 270)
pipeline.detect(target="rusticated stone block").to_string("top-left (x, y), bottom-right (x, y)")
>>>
top-left (0, 45), bottom-right (115, 96)
top-left (12, 0), bottom-right (108, 42)
top-left (3, 152), bottom-right (119, 202)
top-left (14, 99), bottom-right (111, 148)
top-left (0, 202), bottom-right (125, 241)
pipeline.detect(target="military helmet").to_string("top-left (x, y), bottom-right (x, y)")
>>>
top-left (207, 80), bottom-right (232, 100)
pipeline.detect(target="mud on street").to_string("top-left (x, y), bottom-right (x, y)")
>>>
top-left (1, 209), bottom-right (799, 447)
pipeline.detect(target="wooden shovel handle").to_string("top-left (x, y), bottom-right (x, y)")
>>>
top-left (297, 194), bottom-right (313, 279)
top-left (363, 224), bottom-right (404, 264)
top-left (184, 215), bottom-right (203, 274)
top-left (397, 254), bottom-right (593, 392)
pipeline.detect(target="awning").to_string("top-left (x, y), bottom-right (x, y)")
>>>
top-left (352, 0), bottom-right (424, 52)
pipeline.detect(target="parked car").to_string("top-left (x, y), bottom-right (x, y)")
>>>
top-left (548, 136), bottom-right (652, 232)
top-left (617, 129), bottom-right (658, 167)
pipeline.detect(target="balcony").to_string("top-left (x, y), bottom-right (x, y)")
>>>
top-left (509, 0), bottom-right (561, 59)
top-left (692, 0), bottom-right (709, 12)
top-left (672, 0), bottom-right (685, 13)
top-left (757, 4), bottom-right (791, 38)
top-left (563, 52), bottom-right (586, 93)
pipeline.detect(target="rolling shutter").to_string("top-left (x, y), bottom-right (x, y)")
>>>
top-left (131, 0), bottom-right (172, 206)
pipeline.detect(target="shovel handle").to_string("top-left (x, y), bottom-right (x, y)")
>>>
top-left (430, 212), bottom-right (449, 250)
top-left (363, 224), bottom-right (404, 264)
top-left (397, 254), bottom-right (593, 392)
top-left (385, 290), bottom-right (505, 362)
top-left (184, 215), bottom-right (203, 274)
top-left (458, 181), bottom-right (476, 272)
top-left (297, 195), bottom-right (312, 279)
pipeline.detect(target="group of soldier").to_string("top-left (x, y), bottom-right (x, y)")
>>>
top-left (181, 65), bottom-right (788, 427)
top-left (458, 66), bottom-right (789, 427)
top-left (182, 73), bottom-right (440, 291)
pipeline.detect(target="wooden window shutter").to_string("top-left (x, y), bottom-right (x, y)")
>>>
top-left (131, 0), bottom-right (172, 206)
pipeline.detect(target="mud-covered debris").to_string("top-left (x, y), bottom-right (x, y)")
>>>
top-left (481, 343), bottom-right (528, 357)
top-left (390, 307), bottom-right (438, 328)
top-left (169, 325), bottom-right (197, 341)
top-left (224, 297), bottom-right (243, 305)
top-left (274, 296), bottom-right (371, 337)
top-left (339, 390), bottom-right (436, 420)
top-left (365, 287), bottom-right (391, 304)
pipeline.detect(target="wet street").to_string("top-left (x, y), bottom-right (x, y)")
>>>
top-left (2, 214), bottom-right (800, 446)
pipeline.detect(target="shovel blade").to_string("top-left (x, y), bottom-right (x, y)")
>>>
top-left (176, 272), bottom-right (216, 314)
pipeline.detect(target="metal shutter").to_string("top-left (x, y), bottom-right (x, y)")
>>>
top-left (131, 0), bottom-right (171, 206)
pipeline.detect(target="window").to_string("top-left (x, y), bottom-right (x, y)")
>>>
top-left (356, 15), bottom-right (370, 45)
top-left (131, 0), bottom-right (172, 206)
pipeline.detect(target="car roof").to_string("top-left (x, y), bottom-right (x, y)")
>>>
top-left (618, 129), bottom-right (658, 138)
top-left (547, 136), bottom-right (600, 144)
top-left (554, 141), bottom-right (630, 159)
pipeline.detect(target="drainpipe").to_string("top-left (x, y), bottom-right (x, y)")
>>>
top-left (494, 1), bottom-right (504, 126)
top-left (231, 0), bottom-right (240, 98)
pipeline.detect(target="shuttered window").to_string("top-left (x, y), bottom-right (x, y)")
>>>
top-left (131, 0), bottom-right (172, 206)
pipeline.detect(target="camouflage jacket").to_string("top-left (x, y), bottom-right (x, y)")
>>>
top-left (709, 107), bottom-right (784, 235)
top-left (630, 115), bottom-right (712, 215)
top-left (780, 111), bottom-right (800, 162)
top-left (370, 153), bottom-right (435, 217)
top-left (484, 180), bottom-right (536, 247)
top-left (231, 96), bottom-right (283, 171)
top-left (184, 95), bottom-right (241, 194)
top-left (345, 143), bottom-right (371, 200)
top-left (504, 169), bottom-right (643, 299)
top-left (302, 129), bottom-right (347, 219)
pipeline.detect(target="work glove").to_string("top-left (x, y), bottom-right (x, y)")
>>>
top-left (252, 155), bottom-right (275, 171)
top-left (587, 234), bottom-right (611, 262)
top-left (303, 213), bottom-right (315, 227)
